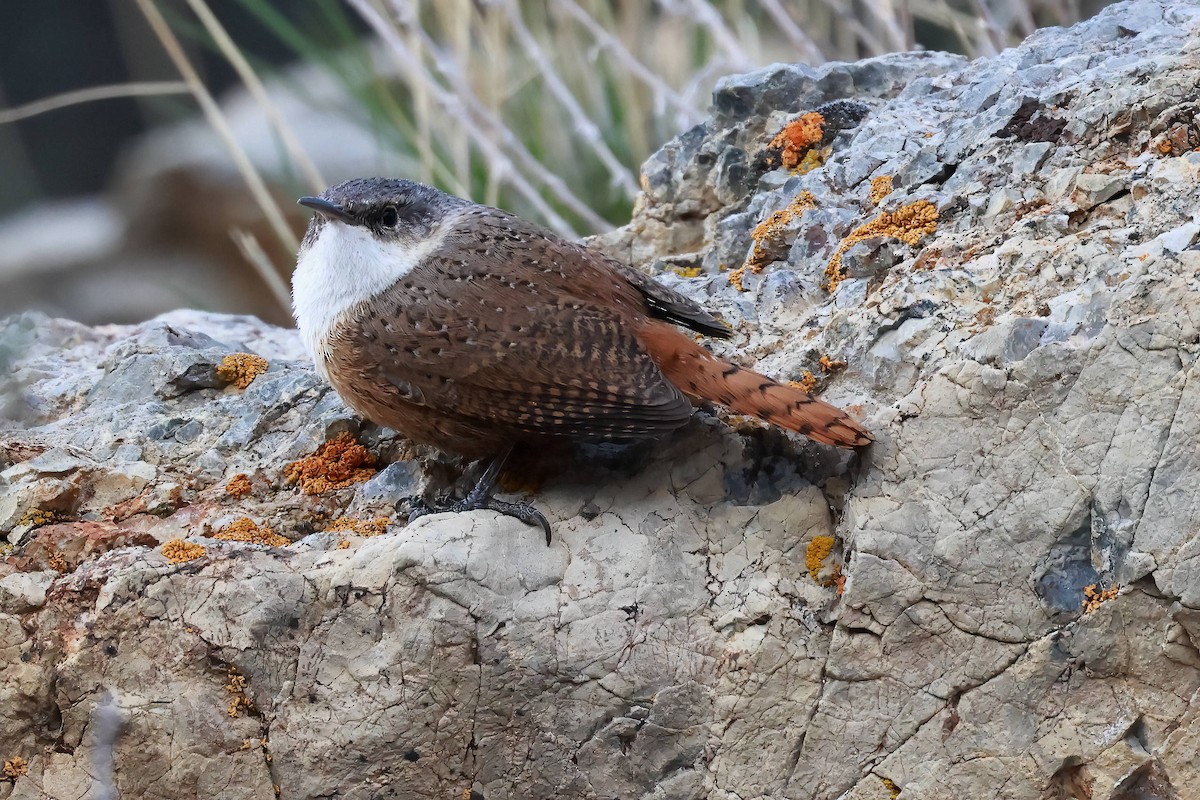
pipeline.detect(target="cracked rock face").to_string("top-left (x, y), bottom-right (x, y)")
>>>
top-left (4, 2), bottom-right (1200, 798)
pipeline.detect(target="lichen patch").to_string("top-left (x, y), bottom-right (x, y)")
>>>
top-left (746, 191), bottom-right (818, 271)
top-left (17, 509), bottom-right (66, 530)
top-left (225, 473), bottom-right (253, 497)
top-left (727, 265), bottom-right (748, 292)
top-left (2, 756), bottom-right (28, 780)
top-left (283, 432), bottom-right (377, 495)
top-left (769, 112), bottom-right (826, 170)
top-left (869, 175), bottom-right (894, 205)
top-left (324, 517), bottom-right (390, 538)
top-left (1082, 583), bottom-right (1119, 613)
top-left (216, 353), bottom-right (269, 389)
top-left (818, 355), bottom-right (847, 373)
top-left (212, 518), bottom-right (289, 547)
top-left (225, 667), bottom-right (254, 718)
top-left (824, 200), bottom-right (939, 292)
top-left (161, 539), bottom-right (206, 564)
top-left (806, 535), bottom-right (836, 583)
top-left (788, 373), bottom-right (817, 394)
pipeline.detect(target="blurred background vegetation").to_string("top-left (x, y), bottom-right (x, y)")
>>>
top-left (0, 0), bottom-right (1109, 325)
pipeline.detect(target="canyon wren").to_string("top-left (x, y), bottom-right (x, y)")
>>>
top-left (293, 178), bottom-right (872, 542)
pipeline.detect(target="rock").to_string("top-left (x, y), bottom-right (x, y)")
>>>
top-left (4, 2), bottom-right (1200, 799)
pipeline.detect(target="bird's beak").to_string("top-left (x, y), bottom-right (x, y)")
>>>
top-left (298, 196), bottom-right (357, 224)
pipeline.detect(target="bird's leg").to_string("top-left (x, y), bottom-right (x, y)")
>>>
top-left (409, 444), bottom-right (552, 544)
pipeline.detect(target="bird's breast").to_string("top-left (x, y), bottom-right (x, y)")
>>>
top-left (292, 219), bottom-right (454, 376)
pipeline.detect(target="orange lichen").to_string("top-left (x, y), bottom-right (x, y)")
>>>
top-left (672, 265), bottom-right (702, 278)
top-left (225, 668), bottom-right (254, 718)
top-left (727, 265), bottom-right (748, 292)
top-left (324, 516), bottom-right (390, 537)
top-left (216, 353), bottom-right (269, 389)
top-left (818, 355), bottom-right (847, 373)
top-left (337, 540), bottom-right (351, 550)
top-left (225, 473), bottom-right (252, 497)
top-left (834, 567), bottom-right (847, 598)
top-left (869, 175), bottom-right (894, 205)
top-left (161, 539), bottom-right (206, 564)
top-left (789, 372), bottom-right (817, 394)
top-left (1082, 583), bottom-right (1119, 613)
top-left (806, 535), bottom-right (836, 583)
top-left (47, 550), bottom-right (68, 573)
top-left (747, 191), bottom-right (818, 271)
top-left (770, 112), bottom-right (825, 170)
top-left (824, 200), bottom-right (939, 292)
top-left (212, 517), bottom-right (289, 547)
top-left (2, 756), bottom-right (27, 779)
top-left (283, 432), bottom-right (377, 495)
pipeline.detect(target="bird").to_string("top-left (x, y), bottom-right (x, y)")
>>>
top-left (292, 178), bottom-right (872, 542)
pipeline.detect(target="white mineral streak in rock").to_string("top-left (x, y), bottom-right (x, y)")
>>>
top-left (3, 2), bottom-right (1200, 798)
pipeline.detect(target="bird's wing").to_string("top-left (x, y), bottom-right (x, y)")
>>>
top-left (332, 217), bottom-right (696, 440)
top-left (601, 256), bottom-right (733, 339)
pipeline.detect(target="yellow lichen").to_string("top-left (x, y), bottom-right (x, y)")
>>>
top-left (225, 473), bottom-right (252, 497)
top-left (806, 535), bottom-right (836, 583)
top-left (727, 265), bottom-right (747, 293)
top-left (1082, 583), bottom-right (1119, 613)
top-left (788, 372), bottom-right (817, 394)
top-left (283, 432), bottom-right (377, 495)
top-left (212, 518), bottom-right (289, 547)
top-left (324, 517), bottom-right (390, 538)
top-left (2, 756), bottom-right (27, 779)
top-left (161, 539), bottom-right (206, 564)
top-left (818, 355), bottom-right (847, 373)
top-left (746, 191), bottom-right (818, 271)
top-left (216, 353), bottom-right (269, 389)
top-left (881, 777), bottom-right (901, 799)
top-left (869, 175), bottom-right (894, 206)
top-left (225, 668), bottom-right (253, 718)
top-left (824, 200), bottom-right (939, 293)
top-left (769, 112), bottom-right (825, 170)
top-left (672, 265), bottom-right (702, 279)
top-left (17, 508), bottom-right (65, 529)
top-left (794, 147), bottom-right (829, 174)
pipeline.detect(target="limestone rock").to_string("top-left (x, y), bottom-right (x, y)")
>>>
top-left (3, 2), bottom-right (1200, 798)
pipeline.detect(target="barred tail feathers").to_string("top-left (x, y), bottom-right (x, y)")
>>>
top-left (638, 322), bottom-right (872, 449)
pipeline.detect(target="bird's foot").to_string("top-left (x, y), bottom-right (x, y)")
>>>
top-left (407, 444), bottom-right (552, 545)
top-left (408, 495), bottom-right (552, 545)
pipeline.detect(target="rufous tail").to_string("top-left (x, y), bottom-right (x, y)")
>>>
top-left (638, 322), bottom-right (873, 448)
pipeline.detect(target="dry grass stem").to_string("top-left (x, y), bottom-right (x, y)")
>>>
top-left (184, 0), bottom-right (326, 192)
top-left (0, 81), bottom-right (190, 125)
top-left (348, 0), bottom-right (582, 236)
top-left (134, 0), bottom-right (298, 254)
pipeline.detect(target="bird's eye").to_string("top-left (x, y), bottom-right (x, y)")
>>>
top-left (379, 205), bottom-right (400, 228)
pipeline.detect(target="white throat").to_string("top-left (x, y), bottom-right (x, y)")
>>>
top-left (292, 220), bottom-right (451, 377)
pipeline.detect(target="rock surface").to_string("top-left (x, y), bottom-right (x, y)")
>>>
top-left (4, 2), bottom-right (1200, 798)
